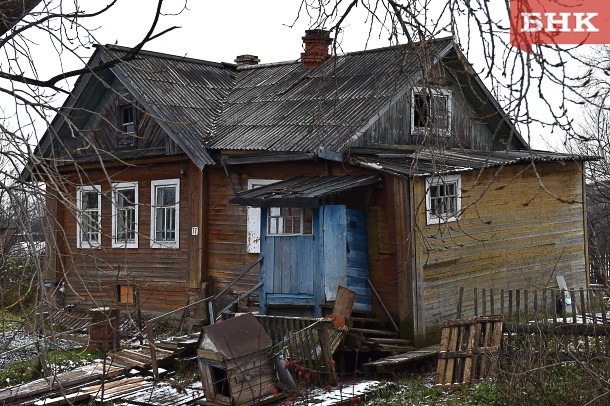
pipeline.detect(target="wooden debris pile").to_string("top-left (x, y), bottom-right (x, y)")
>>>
top-left (435, 315), bottom-right (503, 386)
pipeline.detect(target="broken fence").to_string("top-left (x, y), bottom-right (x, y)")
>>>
top-left (456, 286), bottom-right (610, 355)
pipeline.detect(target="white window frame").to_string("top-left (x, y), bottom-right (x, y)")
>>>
top-left (411, 87), bottom-right (452, 136)
top-left (267, 207), bottom-right (313, 236)
top-left (246, 179), bottom-right (279, 253)
top-left (76, 185), bottom-right (102, 249)
top-left (425, 175), bottom-right (461, 225)
top-left (150, 179), bottom-right (180, 249)
top-left (112, 182), bottom-right (139, 249)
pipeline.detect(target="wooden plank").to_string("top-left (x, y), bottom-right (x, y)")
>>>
top-left (332, 285), bottom-right (356, 320)
top-left (542, 288), bottom-right (548, 322)
top-left (473, 287), bottom-right (478, 317)
top-left (490, 288), bottom-right (495, 316)
top-left (533, 290), bottom-right (538, 322)
top-left (111, 353), bottom-right (148, 368)
top-left (580, 289), bottom-right (590, 353)
top-left (444, 326), bottom-right (459, 384)
top-left (146, 323), bottom-right (159, 380)
top-left (462, 323), bottom-right (477, 384)
top-left (435, 325), bottom-right (451, 385)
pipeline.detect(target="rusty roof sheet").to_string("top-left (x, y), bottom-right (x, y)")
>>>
top-left (208, 39), bottom-right (454, 153)
top-left (349, 147), bottom-right (596, 177)
top-left (230, 175), bottom-right (382, 207)
top-left (199, 313), bottom-right (272, 360)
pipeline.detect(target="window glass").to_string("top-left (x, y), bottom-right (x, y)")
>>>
top-left (113, 183), bottom-right (138, 247)
top-left (426, 175), bottom-right (461, 224)
top-left (151, 180), bottom-right (179, 248)
top-left (268, 207), bottom-right (313, 236)
top-left (77, 186), bottom-right (101, 248)
top-left (121, 105), bottom-right (135, 133)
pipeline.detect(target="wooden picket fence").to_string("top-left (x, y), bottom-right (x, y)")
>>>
top-left (456, 286), bottom-right (610, 355)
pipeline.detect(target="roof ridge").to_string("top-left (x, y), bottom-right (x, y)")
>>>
top-left (97, 44), bottom-right (233, 69)
top-left (333, 35), bottom-right (454, 58)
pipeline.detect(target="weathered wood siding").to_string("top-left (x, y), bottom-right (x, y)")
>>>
top-left (358, 78), bottom-right (521, 150)
top-left (412, 162), bottom-right (587, 340)
top-left (207, 162), bottom-right (401, 319)
top-left (57, 75), bottom-right (173, 160)
top-left (53, 157), bottom-right (200, 312)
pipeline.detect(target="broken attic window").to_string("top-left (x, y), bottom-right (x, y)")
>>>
top-left (413, 88), bottom-right (451, 135)
top-left (117, 104), bottom-right (136, 148)
top-left (121, 105), bottom-right (135, 133)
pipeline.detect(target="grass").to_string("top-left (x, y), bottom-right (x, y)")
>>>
top-left (364, 365), bottom-right (504, 405)
top-left (0, 348), bottom-right (103, 388)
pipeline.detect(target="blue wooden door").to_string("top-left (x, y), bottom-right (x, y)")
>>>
top-left (260, 209), bottom-right (320, 314)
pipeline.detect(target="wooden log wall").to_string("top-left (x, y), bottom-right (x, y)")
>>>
top-left (53, 157), bottom-right (198, 312)
top-left (414, 161), bottom-right (588, 341)
top-left (206, 160), bottom-right (403, 320)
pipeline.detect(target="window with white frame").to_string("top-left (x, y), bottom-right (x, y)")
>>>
top-left (77, 185), bottom-right (101, 248)
top-left (246, 179), bottom-right (279, 253)
top-left (267, 207), bottom-right (313, 236)
top-left (425, 175), bottom-right (461, 225)
top-left (150, 179), bottom-right (179, 248)
top-left (412, 87), bottom-right (451, 135)
top-left (112, 182), bottom-right (138, 248)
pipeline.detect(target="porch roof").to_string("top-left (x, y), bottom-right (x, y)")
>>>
top-left (229, 175), bottom-right (382, 208)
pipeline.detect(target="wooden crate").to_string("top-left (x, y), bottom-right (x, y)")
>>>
top-left (436, 315), bottom-right (503, 386)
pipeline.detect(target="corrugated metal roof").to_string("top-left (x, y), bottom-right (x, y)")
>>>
top-left (349, 147), bottom-right (596, 177)
top-left (230, 175), bottom-right (382, 207)
top-left (208, 39), bottom-right (454, 153)
top-left (99, 46), bottom-right (236, 169)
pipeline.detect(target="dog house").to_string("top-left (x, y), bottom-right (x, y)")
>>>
top-left (197, 313), bottom-right (275, 405)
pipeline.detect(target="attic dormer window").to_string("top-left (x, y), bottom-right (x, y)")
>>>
top-left (121, 105), bottom-right (135, 133)
top-left (412, 87), bottom-right (451, 136)
top-left (117, 104), bottom-right (136, 148)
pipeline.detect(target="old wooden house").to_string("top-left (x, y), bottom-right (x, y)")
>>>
top-left (31, 32), bottom-right (591, 344)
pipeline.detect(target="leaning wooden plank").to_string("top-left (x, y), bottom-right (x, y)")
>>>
top-left (444, 326), bottom-right (460, 384)
top-left (463, 322), bottom-right (477, 384)
top-left (435, 325), bottom-right (452, 384)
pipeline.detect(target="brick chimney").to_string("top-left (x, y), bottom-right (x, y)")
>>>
top-left (301, 29), bottom-right (332, 69)
top-left (234, 54), bottom-right (260, 65)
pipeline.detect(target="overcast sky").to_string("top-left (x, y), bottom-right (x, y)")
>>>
top-left (11, 0), bottom-right (587, 151)
top-left (79, 0), bottom-right (389, 64)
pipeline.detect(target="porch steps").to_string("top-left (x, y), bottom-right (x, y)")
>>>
top-left (349, 316), bottom-right (386, 326)
top-left (344, 313), bottom-right (414, 354)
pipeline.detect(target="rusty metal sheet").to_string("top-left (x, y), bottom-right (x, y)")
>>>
top-left (349, 147), bottom-right (597, 177)
top-left (200, 313), bottom-right (272, 360)
top-left (229, 175), bottom-right (382, 208)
